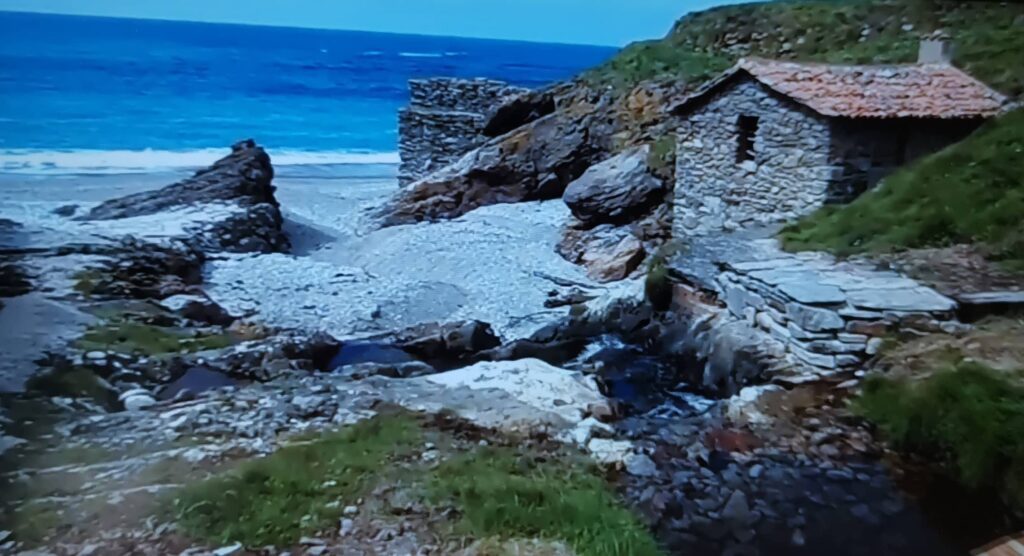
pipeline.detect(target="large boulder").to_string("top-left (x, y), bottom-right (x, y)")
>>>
top-left (562, 145), bottom-right (664, 226)
top-left (84, 140), bottom-right (289, 253)
top-left (375, 106), bottom-right (612, 227)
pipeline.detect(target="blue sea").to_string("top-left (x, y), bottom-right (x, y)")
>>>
top-left (0, 11), bottom-right (615, 174)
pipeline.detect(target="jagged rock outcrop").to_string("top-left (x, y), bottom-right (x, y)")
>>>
top-left (378, 106), bottom-right (614, 226)
top-left (399, 79), bottom-right (530, 186)
top-left (89, 238), bottom-right (206, 300)
top-left (482, 88), bottom-right (558, 137)
top-left (85, 140), bottom-right (289, 253)
top-left (562, 145), bottom-right (665, 226)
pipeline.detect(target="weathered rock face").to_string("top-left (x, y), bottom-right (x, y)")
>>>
top-left (558, 224), bottom-right (646, 283)
top-left (378, 107), bottom-right (613, 226)
top-left (91, 238), bottom-right (206, 300)
top-left (398, 79), bottom-right (530, 186)
top-left (563, 145), bottom-right (665, 226)
top-left (85, 140), bottom-right (289, 253)
top-left (482, 88), bottom-right (557, 138)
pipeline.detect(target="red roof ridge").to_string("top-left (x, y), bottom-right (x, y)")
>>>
top-left (674, 56), bottom-right (1007, 119)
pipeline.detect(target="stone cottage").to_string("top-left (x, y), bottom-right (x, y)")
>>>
top-left (671, 39), bottom-right (1007, 235)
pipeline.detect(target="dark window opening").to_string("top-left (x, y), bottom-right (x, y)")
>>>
top-left (736, 115), bottom-right (759, 163)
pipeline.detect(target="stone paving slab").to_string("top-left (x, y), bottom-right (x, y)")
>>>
top-left (671, 233), bottom-right (960, 372)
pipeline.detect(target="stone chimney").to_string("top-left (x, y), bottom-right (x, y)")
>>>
top-left (918, 32), bottom-right (954, 64)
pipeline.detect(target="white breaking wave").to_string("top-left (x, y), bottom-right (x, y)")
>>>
top-left (398, 52), bottom-right (444, 58)
top-left (0, 148), bottom-right (400, 175)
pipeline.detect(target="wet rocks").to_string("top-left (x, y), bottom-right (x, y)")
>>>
top-left (375, 320), bottom-right (500, 365)
top-left (0, 262), bottom-right (31, 298)
top-left (83, 139), bottom-right (289, 253)
top-left (563, 145), bottom-right (665, 226)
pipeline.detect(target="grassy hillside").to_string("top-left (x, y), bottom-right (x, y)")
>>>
top-left (584, 0), bottom-right (1024, 96)
top-left (781, 109), bottom-right (1024, 266)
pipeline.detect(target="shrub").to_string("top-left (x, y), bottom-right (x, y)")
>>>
top-left (644, 255), bottom-right (673, 312)
top-left (856, 362), bottom-right (1024, 511)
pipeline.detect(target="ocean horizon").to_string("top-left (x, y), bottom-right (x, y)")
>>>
top-left (0, 11), bottom-right (616, 175)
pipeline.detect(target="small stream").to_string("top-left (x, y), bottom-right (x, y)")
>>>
top-left (568, 335), bottom-right (1015, 556)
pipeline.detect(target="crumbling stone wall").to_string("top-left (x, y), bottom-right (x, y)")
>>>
top-left (398, 78), bottom-right (529, 186)
top-left (673, 78), bottom-right (835, 235)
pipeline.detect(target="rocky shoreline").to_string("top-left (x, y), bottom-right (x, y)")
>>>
top-left (1, 78), bottom-right (1021, 554)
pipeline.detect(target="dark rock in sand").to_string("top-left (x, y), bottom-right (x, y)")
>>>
top-left (84, 139), bottom-right (289, 253)
top-left (158, 366), bottom-right (237, 401)
top-left (382, 320), bottom-right (501, 364)
top-left (544, 287), bottom-right (596, 308)
top-left (52, 204), bottom-right (79, 217)
top-left (158, 294), bottom-right (235, 326)
top-left (563, 145), bottom-right (664, 227)
top-left (301, 331), bottom-right (343, 371)
top-left (91, 238), bottom-right (205, 299)
top-left (393, 319), bottom-right (501, 362)
top-left (376, 106), bottom-right (614, 226)
top-left (475, 337), bottom-right (589, 366)
top-left (0, 262), bottom-right (32, 298)
top-left (335, 360), bottom-right (437, 380)
top-left (482, 88), bottom-right (557, 137)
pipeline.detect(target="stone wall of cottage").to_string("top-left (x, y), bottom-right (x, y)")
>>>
top-left (398, 78), bottom-right (530, 186)
top-left (826, 118), bottom-right (981, 202)
top-left (673, 78), bottom-right (835, 235)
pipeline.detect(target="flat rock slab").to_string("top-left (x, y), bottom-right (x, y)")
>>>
top-left (845, 287), bottom-right (956, 312)
top-left (776, 281), bottom-right (846, 304)
top-left (955, 290), bottom-right (1024, 322)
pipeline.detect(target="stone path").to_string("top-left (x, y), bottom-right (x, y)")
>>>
top-left (672, 233), bottom-right (960, 373)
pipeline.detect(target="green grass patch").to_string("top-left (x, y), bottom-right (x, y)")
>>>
top-left (646, 136), bottom-right (677, 182)
top-left (781, 109), bottom-right (1024, 267)
top-left (76, 321), bottom-right (232, 356)
top-left (71, 269), bottom-right (104, 297)
top-left (172, 413), bottom-right (660, 554)
top-left (24, 367), bottom-right (116, 408)
top-left (584, 0), bottom-right (1024, 95)
top-left (584, 41), bottom-right (730, 91)
top-left (173, 413), bottom-right (422, 547)
top-left (430, 447), bottom-right (661, 556)
top-left (645, 254), bottom-right (673, 312)
top-left (0, 502), bottom-right (62, 546)
top-left (856, 362), bottom-right (1024, 511)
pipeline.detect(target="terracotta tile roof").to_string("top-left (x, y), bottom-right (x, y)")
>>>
top-left (972, 531), bottom-right (1024, 556)
top-left (674, 57), bottom-right (1007, 119)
